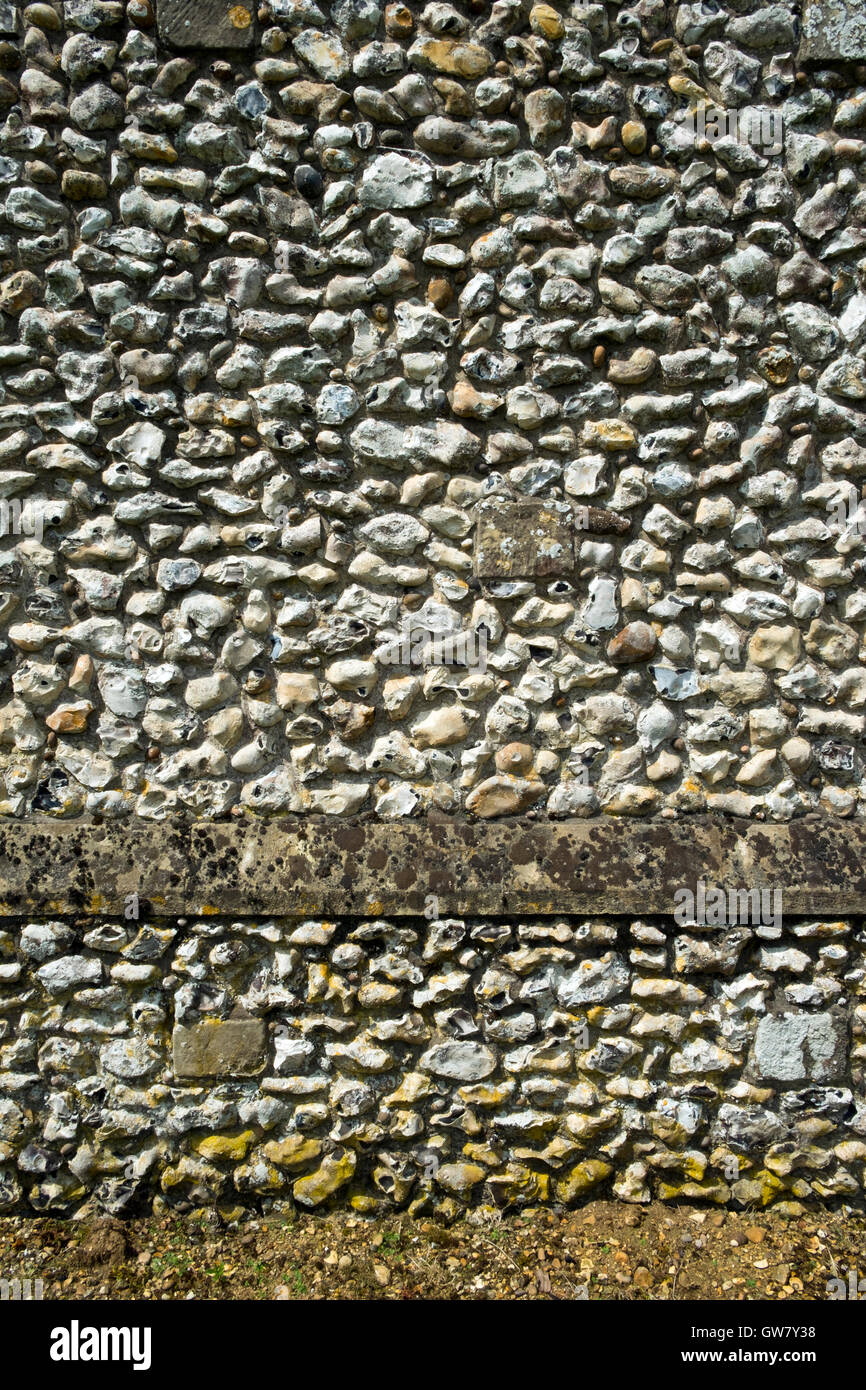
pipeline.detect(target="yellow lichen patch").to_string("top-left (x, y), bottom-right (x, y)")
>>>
top-left (516, 1136), bottom-right (581, 1166)
top-left (458, 1082), bottom-right (516, 1106)
top-left (234, 1161), bottom-right (284, 1193)
top-left (652, 1115), bottom-right (693, 1147)
top-left (709, 1147), bottom-right (748, 1176)
top-left (195, 1130), bottom-right (256, 1162)
top-left (160, 1155), bottom-right (224, 1196)
top-left (835, 1140), bottom-right (866, 1162)
top-left (349, 1193), bottom-right (379, 1213)
top-left (764, 1145), bottom-right (828, 1178)
top-left (409, 38), bottom-right (491, 78)
top-left (564, 1110), bottom-right (619, 1144)
top-left (436, 1162), bottom-right (487, 1197)
top-left (555, 1158), bottom-right (612, 1203)
top-left (92, 1151), bottom-right (126, 1174)
top-left (529, 3), bottom-right (564, 39)
top-left (487, 1162), bottom-right (550, 1204)
top-left (262, 1136), bottom-right (323, 1169)
top-left (462, 1142), bottom-right (501, 1166)
top-left (46, 702), bottom-right (92, 734)
top-left (307, 961), bottom-right (353, 1010)
top-left (216, 1205), bottom-right (246, 1223)
top-left (684, 1153), bottom-right (707, 1180)
top-left (293, 1149), bottom-right (357, 1207)
top-left (742, 1170), bottom-right (788, 1206)
top-left (657, 1177), bottom-right (730, 1202)
top-left (385, 1072), bottom-right (434, 1106)
top-left (229, 6), bottom-right (252, 28)
top-left (580, 418), bottom-right (637, 451)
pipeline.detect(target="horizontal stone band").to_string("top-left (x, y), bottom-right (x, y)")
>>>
top-left (0, 815), bottom-right (863, 918)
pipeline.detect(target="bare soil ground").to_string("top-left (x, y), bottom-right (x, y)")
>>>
top-left (1, 1203), bottom-right (864, 1301)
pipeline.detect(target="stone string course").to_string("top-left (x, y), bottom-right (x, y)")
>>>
top-left (0, 909), bottom-right (865, 1216)
top-left (0, 0), bottom-right (862, 824)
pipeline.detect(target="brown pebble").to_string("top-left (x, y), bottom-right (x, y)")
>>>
top-left (427, 277), bottom-right (452, 309)
top-left (607, 622), bottom-right (657, 666)
top-left (0, 269), bottom-right (40, 315)
top-left (621, 120), bottom-right (646, 155)
top-left (126, 0), bottom-right (154, 23)
top-left (494, 742), bottom-right (534, 773)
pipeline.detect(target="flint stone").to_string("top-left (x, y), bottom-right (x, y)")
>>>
top-left (359, 153), bottom-right (434, 210)
top-left (557, 953), bottom-right (630, 1006)
top-left (419, 1041), bottom-right (497, 1081)
top-left (36, 954), bottom-right (102, 994)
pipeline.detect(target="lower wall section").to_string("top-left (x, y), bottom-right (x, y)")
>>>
top-left (0, 911), bottom-right (864, 1218)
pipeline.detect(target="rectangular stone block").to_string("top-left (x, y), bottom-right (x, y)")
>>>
top-left (157, 0), bottom-right (255, 49)
top-left (752, 1011), bottom-right (847, 1083)
top-left (800, 0), bottom-right (866, 60)
top-left (173, 1019), bottom-right (266, 1077)
top-left (473, 498), bottom-right (575, 579)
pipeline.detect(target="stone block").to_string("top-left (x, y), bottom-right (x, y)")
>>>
top-left (752, 1011), bottom-right (847, 1083)
top-left (473, 498), bottom-right (575, 579)
top-left (157, 0), bottom-right (255, 49)
top-left (800, 0), bottom-right (866, 59)
top-left (173, 1019), bottom-right (266, 1078)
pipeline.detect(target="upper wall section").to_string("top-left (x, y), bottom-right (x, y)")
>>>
top-left (0, 0), bottom-right (865, 828)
